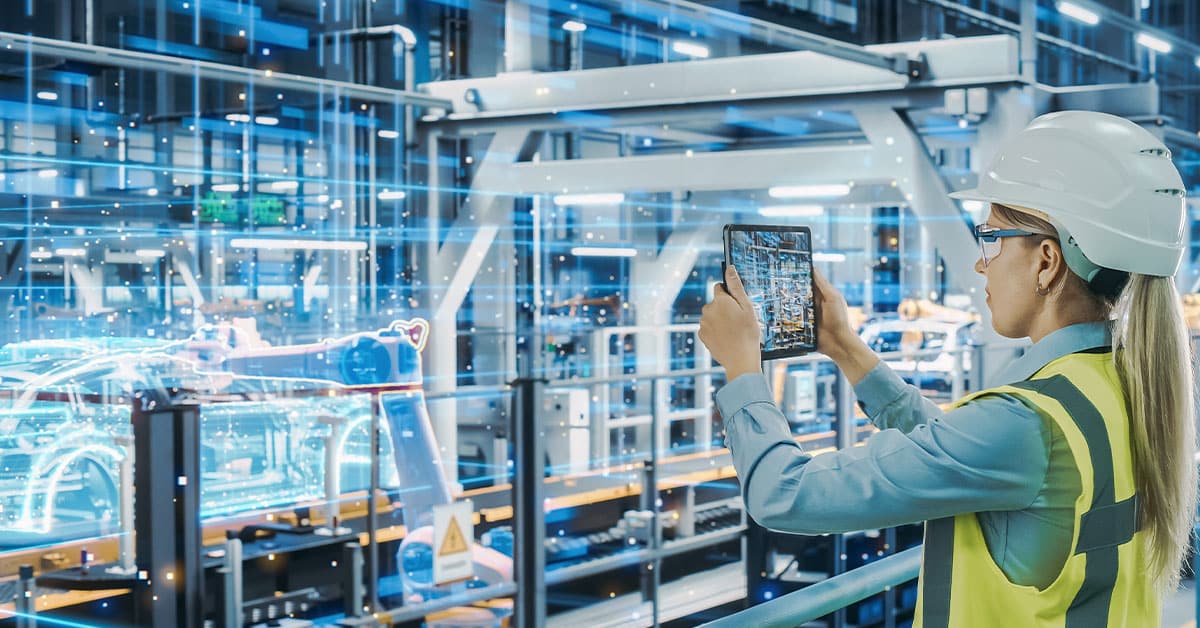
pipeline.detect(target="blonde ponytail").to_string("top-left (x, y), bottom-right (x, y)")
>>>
top-left (1113, 274), bottom-right (1198, 594)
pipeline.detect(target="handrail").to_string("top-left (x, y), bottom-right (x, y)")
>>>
top-left (700, 546), bottom-right (923, 628)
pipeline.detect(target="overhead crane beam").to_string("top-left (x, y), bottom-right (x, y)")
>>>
top-left (419, 35), bottom-right (1020, 122)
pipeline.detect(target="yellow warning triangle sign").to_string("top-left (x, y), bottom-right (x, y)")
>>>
top-left (438, 515), bottom-right (469, 556)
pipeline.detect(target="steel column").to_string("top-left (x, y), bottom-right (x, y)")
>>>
top-left (132, 400), bottom-right (203, 627)
top-left (15, 565), bottom-right (34, 628)
top-left (343, 542), bottom-right (365, 618)
top-left (220, 537), bottom-right (243, 628)
top-left (513, 377), bottom-right (547, 628)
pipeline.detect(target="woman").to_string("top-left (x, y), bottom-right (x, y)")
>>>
top-left (699, 111), bottom-right (1196, 626)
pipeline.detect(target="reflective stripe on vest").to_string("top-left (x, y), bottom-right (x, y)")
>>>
top-left (916, 352), bottom-right (1152, 627)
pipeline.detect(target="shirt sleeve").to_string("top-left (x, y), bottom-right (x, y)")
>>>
top-left (715, 372), bottom-right (1052, 534)
top-left (852, 360), bottom-right (947, 433)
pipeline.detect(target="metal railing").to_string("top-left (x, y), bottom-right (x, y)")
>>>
top-left (701, 546), bottom-right (923, 628)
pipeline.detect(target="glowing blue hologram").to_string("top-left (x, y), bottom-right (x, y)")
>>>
top-left (0, 321), bottom-right (512, 607)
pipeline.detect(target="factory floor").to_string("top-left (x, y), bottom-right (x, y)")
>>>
top-left (1165, 578), bottom-right (1196, 627)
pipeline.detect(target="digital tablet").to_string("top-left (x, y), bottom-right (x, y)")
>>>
top-left (722, 224), bottom-right (817, 360)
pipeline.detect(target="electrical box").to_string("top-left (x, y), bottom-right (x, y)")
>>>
top-left (543, 388), bottom-right (591, 474)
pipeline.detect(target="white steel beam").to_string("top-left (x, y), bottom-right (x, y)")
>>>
top-left (503, 143), bottom-right (893, 195)
top-left (852, 106), bottom-right (988, 322)
top-left (423, 128), bottom-right (537, 485)
top-left (630, 222), bottom-right (719, 454)
top-left (420, 35), bottom-right (1019, 121)
top-left (427, 90), bottom-right (946, 135)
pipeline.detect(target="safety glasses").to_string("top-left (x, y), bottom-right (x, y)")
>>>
top-left (973, 224), bottom-right (1054, 267)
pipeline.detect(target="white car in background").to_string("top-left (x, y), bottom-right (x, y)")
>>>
top-left (859, 318), bottom-right (978, 396)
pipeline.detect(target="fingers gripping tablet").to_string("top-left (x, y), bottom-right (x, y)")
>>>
top-left (722, 224), bottom-right (817, 359)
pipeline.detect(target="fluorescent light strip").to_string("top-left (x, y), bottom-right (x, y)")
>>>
top-left (30, 251), bottom-right (52, 260)
top-left (378, 190), bottom-right (407, 200)
top-left (1136, 32), bottom-right (1172, 54)
top-left (1056, 1), bottom-right (1100, 25)
top-left (377, 129), bottom-right (400, 139)
top-left (269, 180), bottom-right (299, 191)
top-left (136, 249), bottom-right (166, 259)
top-left (254, 116), bottom-right (279, 126)
top-left (563, 20), bottom-right (587, 33)
top-left (813, 252), bottom-right (847, 263)
top-left (758, 205), bottom-right (824, 218)
top-left (37, 169), bottom-right (59, 178)
top-left (553, 192), bottom-right (626, 206)
top-left (768, 184), bottom-right (850, 199)
top-left (225, 113), bottom-right (251, 123)
top-left (212, 183), bottom-right (240, 192)
top-left (36, 91), bottom-right (58, 101)
top-left (55, 248), bottom-right (86, 257)
top-left (672, 41), bottom-right (710, 59)
top-left (231, 238), bottom-right (367, 252)
top-left (571, 246), bottom-right (639, 258)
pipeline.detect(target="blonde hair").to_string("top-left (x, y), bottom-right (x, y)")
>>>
top-left (994, 203), bottom-right (1198, 594)
top-left (1114, 275), bottom-right (1197, 594)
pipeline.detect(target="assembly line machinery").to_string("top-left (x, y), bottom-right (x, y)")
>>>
top-left (0, 314), bottom-right (997, 627)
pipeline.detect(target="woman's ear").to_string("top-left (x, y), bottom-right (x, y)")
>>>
top-left (1036, 238), bottom-right (1067, 290)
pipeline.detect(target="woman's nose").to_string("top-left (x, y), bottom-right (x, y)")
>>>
top-left (974, 256), bottom-right (985, 276)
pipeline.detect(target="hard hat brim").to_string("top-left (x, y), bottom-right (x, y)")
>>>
top-left (948, 188), bottom-right (990, 203)
top-left (949, 189), bottom-right (1055, 223)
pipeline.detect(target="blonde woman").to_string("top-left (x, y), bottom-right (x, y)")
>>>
top-left (699, 111), bottom-right (1196, 626)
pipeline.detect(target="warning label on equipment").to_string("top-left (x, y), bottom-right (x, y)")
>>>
top-left (433, 500), bottom-right (474, 584)
top-left (439, 516), bottom-right (468, 556)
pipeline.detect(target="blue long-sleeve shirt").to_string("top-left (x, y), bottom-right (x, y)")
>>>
top-left (715, 321), bottom-right (1109, 589)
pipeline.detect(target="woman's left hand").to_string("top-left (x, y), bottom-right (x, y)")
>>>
top-left (699, 266), bottom-right (763, 381)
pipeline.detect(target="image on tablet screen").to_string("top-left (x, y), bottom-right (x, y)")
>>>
top-left (728, 230), bottom-right (816, 353)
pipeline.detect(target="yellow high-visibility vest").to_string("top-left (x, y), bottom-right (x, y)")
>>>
top-left (914, 350), bottom-right (1158, 627)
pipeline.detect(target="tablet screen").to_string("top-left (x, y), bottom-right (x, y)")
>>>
top-left (724, 225), bottom-right (817, 358)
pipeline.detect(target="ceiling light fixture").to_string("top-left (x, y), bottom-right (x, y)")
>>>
top-left (1136, 32), bottom-right (1172, 54)
top-left (553, 192), bottom-right (626, 206)
top-left (231, 238), bottom-right (368, 252)
top-left (671, 41), bottom-right (710, 59)
top-left (757, 205), bottom-right (825, 218)
top-left (768, 184), bottom-right (850, 199)
top-left (1056, 1), bottom-right (1101, 25)
top-left (571, 246), bottom-right (639, 258)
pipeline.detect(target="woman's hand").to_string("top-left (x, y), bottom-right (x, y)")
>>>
top-left (811, 267), bottom-right (858, 360)
top-left (699, 266), bottom-right (763, 381)
top-left (812, 268), bottom-right (881, 383)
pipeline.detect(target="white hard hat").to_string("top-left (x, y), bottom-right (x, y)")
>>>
top-left (951, 110), bottom-right (1187, 278)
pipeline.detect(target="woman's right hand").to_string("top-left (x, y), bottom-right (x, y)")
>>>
top-left (812, 268), bottom-right (858, 360)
